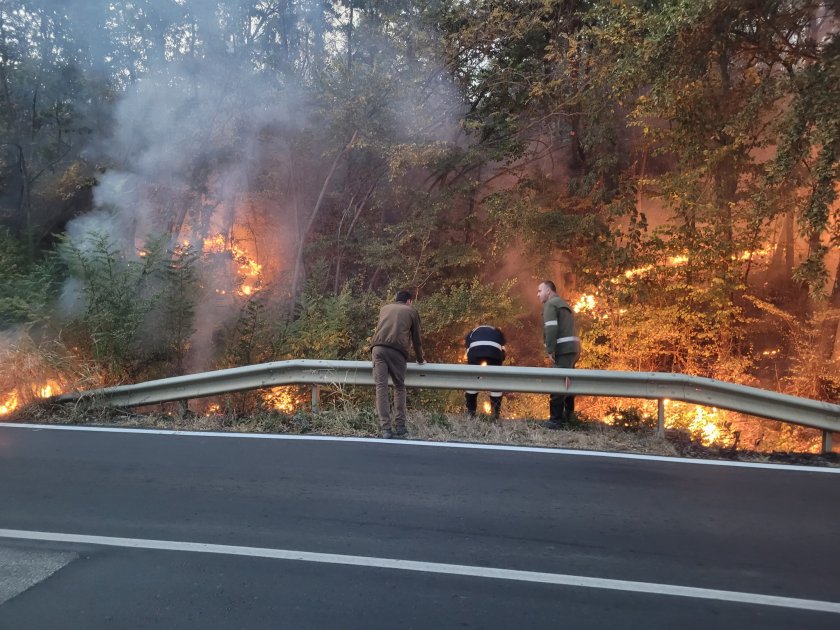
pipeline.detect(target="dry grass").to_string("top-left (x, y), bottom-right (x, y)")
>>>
top-left (409, 411), bottom-right (679, 456)
top-left (8, 401), bottom-right (839, 467)
top-left (12, 402), bottom-right (681, 459)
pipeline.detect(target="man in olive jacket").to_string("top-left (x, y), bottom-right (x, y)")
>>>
top-left (538, 280), bottom-right (581, 427)
top-left (370, 290), bottom-right (425, 438)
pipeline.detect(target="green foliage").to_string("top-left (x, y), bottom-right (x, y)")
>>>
top-left (278, 283), bottom-right (374, 360)
top-left (55, 231), bottom-right (204, 379)
top-left (160, 244), bottom-right (200, 373)
top-left (57, 232), bottom-right (167, 376)
top-left (218, 297), bottom-right (274, 368)
top-left (0, 229), bottom-right (59, 328)
top-left (418, 277), bottom-right (522, 362)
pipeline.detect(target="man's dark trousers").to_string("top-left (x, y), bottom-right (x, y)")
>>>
top-left (550, 352), bottom-right (577, 422)
top-left (465, 356), bottom-right (503, 417)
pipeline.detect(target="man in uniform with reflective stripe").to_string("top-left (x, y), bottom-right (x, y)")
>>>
top-left (464, 325), bottom-right (506, 418)
top-left (537, 280), bottom-right (581, 427)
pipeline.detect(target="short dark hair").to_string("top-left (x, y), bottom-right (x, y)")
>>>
top-left (395, 290), bottom-right (413, 303)
top-left (540, 280), bottom-right (556, 292)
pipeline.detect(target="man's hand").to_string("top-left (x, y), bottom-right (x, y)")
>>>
top-left (416, 359), bottom-right (427, 365)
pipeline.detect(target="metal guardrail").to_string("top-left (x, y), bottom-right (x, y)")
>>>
top-left (56, 359), bottom-right (840, 452)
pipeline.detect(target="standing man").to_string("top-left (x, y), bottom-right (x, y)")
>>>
top-left (537, 280), bottom-right (581, 427)
top-left (371, 290), bottom-right (425, 439)
top-left (464, 325), bottom-right (506, 418)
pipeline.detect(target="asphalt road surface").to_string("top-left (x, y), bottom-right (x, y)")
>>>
top-left (1, 423), bottom-right (839, 629)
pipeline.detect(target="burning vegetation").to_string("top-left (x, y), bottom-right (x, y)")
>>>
top-left (1, 1), bottom-right (839, 457)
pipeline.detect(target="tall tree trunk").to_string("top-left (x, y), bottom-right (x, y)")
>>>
top-left (290, 130), bottom-right (358, 312)
top-left (819, 253), bottom-right (840, 361)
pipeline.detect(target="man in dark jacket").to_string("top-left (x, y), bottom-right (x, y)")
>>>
top-left (464, 325), bottom-right (506, 418)
top-left (370, 290), bottom-right (425, 439)
top-left (538, 280), bottom-right (581, 427)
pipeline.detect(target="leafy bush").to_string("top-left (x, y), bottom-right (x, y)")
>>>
top-left (0, 229), bottom-right (60, 329)
top-left (57, 231), bottom-right (200, 379)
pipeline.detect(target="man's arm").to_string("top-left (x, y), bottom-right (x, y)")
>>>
top-left (543, 303), bottom-right (558, 356)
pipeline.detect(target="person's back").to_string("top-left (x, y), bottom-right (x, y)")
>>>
top-left (465, 325), bottom-right (506, 364)
top-left (371, 302), bottom-right (423, 360)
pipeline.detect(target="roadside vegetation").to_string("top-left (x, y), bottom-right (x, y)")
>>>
top-left (11, 397), bottom-right (839, 468)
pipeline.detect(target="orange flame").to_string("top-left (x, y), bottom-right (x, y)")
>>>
top-left (689, 406), bottom-right (721, 445)
top-left (202, 233), bottom-right (265, 297)
top-left (482, 401), bottom-right (492, 414)
top-left (624, 264), bottom-right (653, 279)
top-left (203, 234), bottom-right (227, 253)
top-left (573, 293), bottom-right (597, 313)
top-left (263, 387), bottom-right (302, 413)
top-left (0, 381), bottom-right (62, 416)
top-left (0, 392), bottom-right (19, 415)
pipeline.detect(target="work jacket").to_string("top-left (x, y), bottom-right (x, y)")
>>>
top-left (371, 302), bottom-right (424, 362)
top-left (465, 325), bottom-right (506, 363)
top-left (543, 295), bottom-right (580, 357)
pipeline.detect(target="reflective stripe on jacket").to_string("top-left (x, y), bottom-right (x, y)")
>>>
top-left (465, 325), bottom-right (506, 362)
top-left (543, 296), bottom-right (580, 356)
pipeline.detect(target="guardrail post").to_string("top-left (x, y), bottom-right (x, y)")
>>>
top-left (822, 430), bottom-right (833, 454)
top-left (657, 399), bottom-right (665, 438)
top-left (311, 385), bottom-right (321, 412)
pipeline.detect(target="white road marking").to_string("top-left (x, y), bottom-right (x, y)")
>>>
top-left (0, 528), bottom-right (838, 614)
top-left (2, 422), bottom-right (838, 473)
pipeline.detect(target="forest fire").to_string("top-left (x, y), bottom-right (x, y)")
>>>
top-left (202, 233), bottom-right (265, 297)
top-left (690, 406), bottom-right (721, 444)
top-left (573, 294), bottom-right (597, 313)
top-left (0, 381), bottom-right (62, 417)
top-left (263, 387), bottom-right (304, 413)
top-left (0, 392), bottom-right (18, 415)
top-left (601, 402), bottom-right (723, 446)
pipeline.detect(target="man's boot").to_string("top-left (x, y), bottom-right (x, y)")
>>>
top-left (549, 393), bottom-right (565, 423)
top-left (490, 395), bottom-right (502, 419)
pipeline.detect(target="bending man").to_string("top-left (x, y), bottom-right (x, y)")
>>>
top-left (464, 325), bottom-right (506, 418)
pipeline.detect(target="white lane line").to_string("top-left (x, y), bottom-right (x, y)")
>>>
top-left (3, 421), bottom-right (838, 473)
top-left (0, 528), bottom-right (838, 614)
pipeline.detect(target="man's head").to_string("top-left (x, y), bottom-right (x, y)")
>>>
top-left (395, 290), bottom-right (413, 304)
top-left (537, 280), bottom-right (556, 304)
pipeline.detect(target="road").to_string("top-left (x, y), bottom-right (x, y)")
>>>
top-left (0, 423), bottom-right (839, 629)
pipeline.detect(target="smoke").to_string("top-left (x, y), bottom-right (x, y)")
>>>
top-left (50, 2), bottom-right (311, 373)
top-left (44, 1), bottom-right (469, 374)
